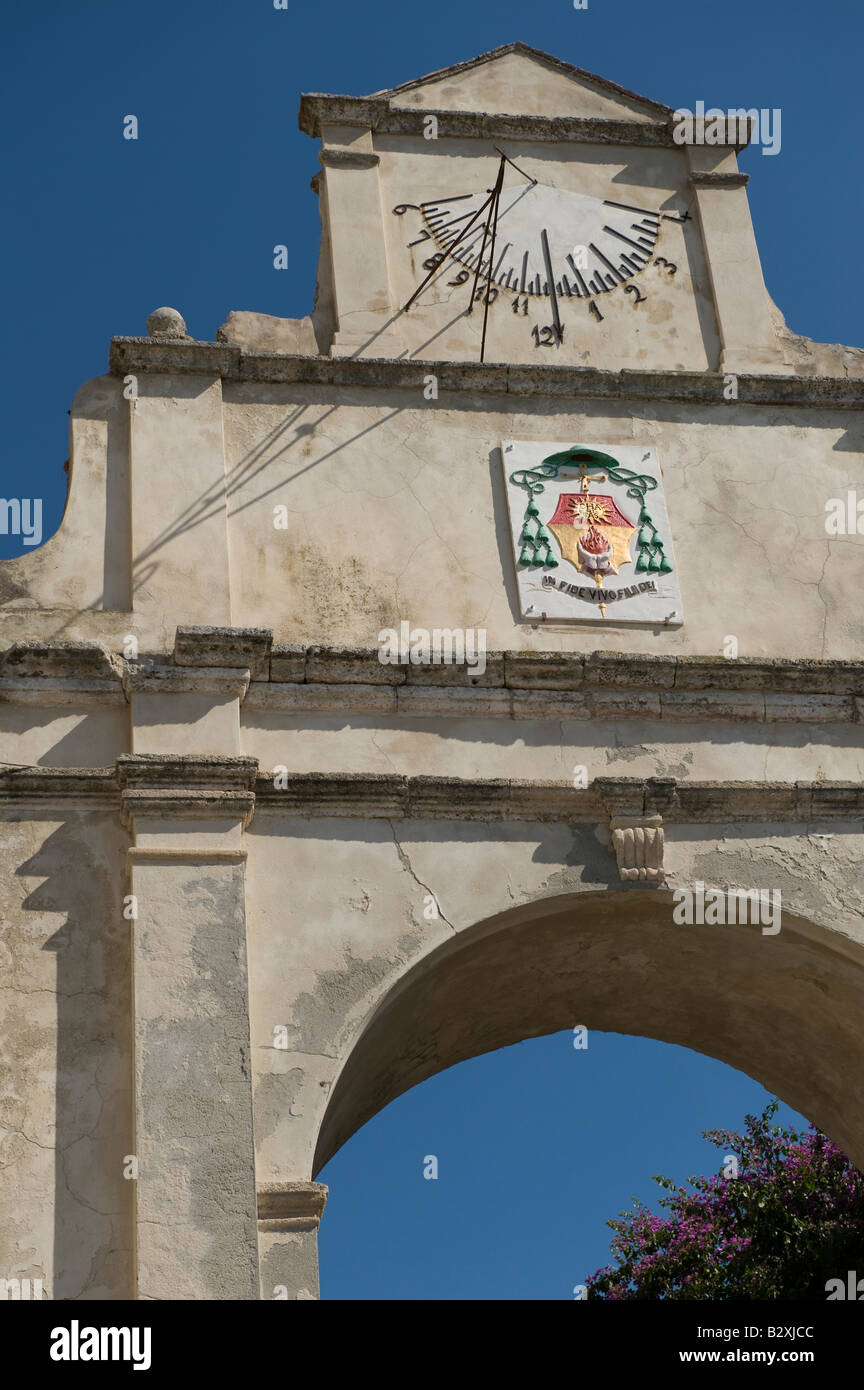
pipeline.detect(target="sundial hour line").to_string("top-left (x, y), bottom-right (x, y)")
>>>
top-left (604, 198), bottom-right (661, 218)
top-left (420, 193), bottom-right (475, 208)
top-left (540, 227), bottom-right (563, 344)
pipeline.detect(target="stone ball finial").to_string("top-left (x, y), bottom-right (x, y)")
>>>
top-left (146, 306), bottom-right (188, 339)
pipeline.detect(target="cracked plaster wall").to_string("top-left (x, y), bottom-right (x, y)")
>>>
top-left (222, 386), bottom-right (864, 659)
top-left (0, 811), bottom-right (133, 1299)
top-left (2, 376), bottom-right (861, 663)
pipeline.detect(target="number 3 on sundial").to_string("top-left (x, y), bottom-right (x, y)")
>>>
top-left (394, 157), bottom-right (685, 360)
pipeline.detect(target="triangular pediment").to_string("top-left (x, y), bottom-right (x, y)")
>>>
top-left (369, 42), bottom-right (670, 122)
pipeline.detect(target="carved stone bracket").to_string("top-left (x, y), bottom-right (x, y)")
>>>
top-left (609, 814), bottom-right (665, 882)
top-left (596, 776), bottom-right (675, 883)
top-left (689, 171), bottom-right (750, 188)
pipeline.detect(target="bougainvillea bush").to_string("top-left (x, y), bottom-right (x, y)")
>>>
top-left (585, 1102), bottom-right (864, 1299)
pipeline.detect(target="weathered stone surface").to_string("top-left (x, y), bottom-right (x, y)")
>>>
top-left (0, 811), bottom-right (133, 1298)
top-left (306, 645), bottom-right (404, 685)
top-left (660, 690), bottom-right (765, 721)
top-left (583, 653), bottom-right (677, 689)
top-left (301, 95), bottom-right (671, 146)
top-left (509, 689), bottom-right (591, 719)
top-left (0, 641), bottom-right (122, 681)
top-left (396, 686), bottom-right (511, 718)
top-left (505, 651), bottom-right (585, 689)
top-left (217, 310), bottom-right (317, 356)
top-left (106, 339), bottom-right (864, 404)
top-left (174, 627), bottom-right (272, 680)
top-left (257, 1181), bottom-right (328, 1223)
top-left (147, 306), bottom-right (188, 338)
top-left (269, 645), bottom-right (307, 682)
top-left (117, 753), bottom-right (259, 789)
top-left (124, 663), bottom-right (250, 696)
top-left (764, 693), bottom-right (853, 722)
top-left (403, 653), bottom-right (505, 686)
top-left (247, 681), bottom-right (398, 715)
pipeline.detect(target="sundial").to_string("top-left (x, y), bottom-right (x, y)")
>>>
top-left (394, 148), bottom-right (689, 359)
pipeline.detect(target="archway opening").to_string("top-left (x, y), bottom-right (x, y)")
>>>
top-left (317, 1030), bottom-right (810, 1300)
top-left (315, 888), bottom-right (864, 1175)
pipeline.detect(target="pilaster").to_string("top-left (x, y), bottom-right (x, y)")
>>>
top-left (128, 373), bottom-right (233, 633)
top-left (687, 139), bottom-right (783, 374)
top-left (119, 754), bottom-right (260, 1300)
top-left (319, 126), bottom-right (403, 357)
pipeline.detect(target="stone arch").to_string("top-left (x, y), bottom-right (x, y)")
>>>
top-left (313, 887), bottom-right (864, 1176)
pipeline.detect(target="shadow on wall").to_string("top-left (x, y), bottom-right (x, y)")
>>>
top-left (14, 812), bottom-right (133, 1299)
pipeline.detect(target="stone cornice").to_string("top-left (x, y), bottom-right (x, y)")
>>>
top-left (300, 94), bottom-right (676, 147)
top-left (254, 773), bottom-right (864, 823)
top-left (276, 647), bottom-right (864, 700)
top-left (254, 647), bottom-right (864, 723)
top-left (107, 338), bottom-right (864, 409)
top-left (123, 664), bottom-right (251, 698)
top-left (0, 640), bottom-right (125, 707)
top-left (116, 754), bottom-right (259, 789)
top-left (120, 788), bottom-right (256, 826)
top-left (2, 765), bottom-right (862, 825)
top-left (0, 641), bottom-right (122, 681)
top-left (248, 683), bottom-right (862, 723)
top-left (5, 640), bottom-right (864, 723)
top-left (0, 676), bottom-right (127, 708)
top-left (0, 766), bottom-right (119, 806)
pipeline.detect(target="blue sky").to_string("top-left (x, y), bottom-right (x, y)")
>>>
top-left (1, 0), bottom-right (857, 1297)
top-left (318, 1033), bottom-right (806, 1300)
